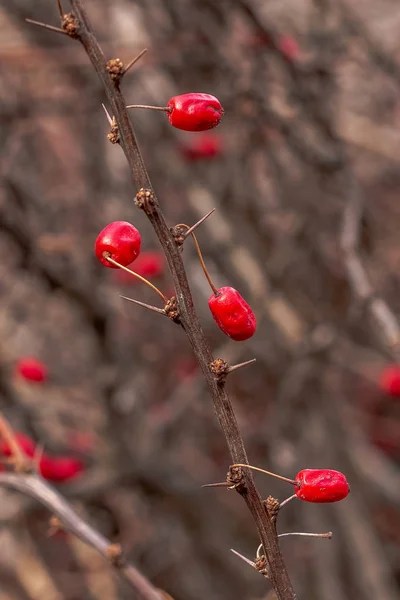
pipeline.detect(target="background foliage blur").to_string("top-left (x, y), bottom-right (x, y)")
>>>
top-left (1, 1), bottom-right (400, 599)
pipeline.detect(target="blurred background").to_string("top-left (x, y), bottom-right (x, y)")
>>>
top-left (1, 0), bottom-right (400, 599)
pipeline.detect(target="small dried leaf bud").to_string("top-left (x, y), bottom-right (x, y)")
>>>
top-left (61, 13), bottom-right (79, 38)
top-left (135, 188), bottom-right (156, 212)
top-left (164, 296), bottom-right (180, 323)
top-left (265, 496), bottom-right (280, 522)
top-left (106, 543), bottom-right (124, 567)
top-left (107, 58), bottom-right (124, 83)
top-left (254, 554), bottom-right (270, 578)
top-left (170, 225), bottom-right (187, 246)
top-left (107, 117), bottom-right (119, 144)
top-left (210, 358), bottom-right (229, 379)
top-left (227, 465), bottom-right (244, 488)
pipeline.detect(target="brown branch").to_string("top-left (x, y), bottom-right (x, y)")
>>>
top-left (0, 471), bottom-right (163, 600)
top-left (62, 1), bottom-right (296, 598)
top-left (340, 172), bottom-right (400, 361)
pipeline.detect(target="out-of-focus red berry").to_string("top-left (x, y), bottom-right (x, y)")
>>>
top-left (95, 221), bottom-right (141, 268)
top-left (114, 251), bottom-right (165, 284)
top-left (208, 286), bottom-right (256, 341)
top-left (0, 432), bottom-right (36, 457)
top-left (379, 365), bottom-right (400, 397)
top-left (167, 93), bottom-right (224, 131)
top-left (180, 133), bottom-right (223, 161)
top-left (15, 357), bottom-right (48, 383)
top-left (295, 469), bottom-right (350, 503)
top-left (40, 456), bottom-right (84, 482)
top-left (278, 35), bottom-right (300, 61)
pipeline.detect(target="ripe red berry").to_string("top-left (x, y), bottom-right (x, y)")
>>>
top-left (95, 221), bottom-right (141, 268)
top-left (295, 469), bottom-right (349, 503)
top-left (16, 357), bottom-right (48, 383)
top-left (40, 456), bottom-right (84, 482)
top-left (180, 133), bottom-right (223, 161)
top-left (0, 432), bottom-right (36, 457)
top-left (208, 286), bottom-right (256, 341)
top-left (167, 93), bottom-right (224, 131)
top-left (379, 365), bottom-right (400, 397)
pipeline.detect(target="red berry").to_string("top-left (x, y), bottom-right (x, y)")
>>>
top-left (180, 133), bottom-right (223, 161)
top-left (0, 432), bottom-right (36, 457)
top-left (295, 469), bottom-right (349, 503)
top-left (40, 456), bottom-right (84, 482)
top-left (167, 93), bottom-right (224, 132)
top-left (279, 35), bottom-right (300, 61)
top-left (208, 286), bottom-right (256, 341)
top-left (16, 357), bottom-right (48, 383)
top-left (95, 221), bottom-right (141, 268)
top-left (379, 365), bottom-right (400, 397)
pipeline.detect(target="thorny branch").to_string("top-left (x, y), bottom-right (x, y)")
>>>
top-left (19, 1), bottom-right (297, 598)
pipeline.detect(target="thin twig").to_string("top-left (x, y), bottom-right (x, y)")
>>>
top-left (0, 471), bottom-right (163, 600)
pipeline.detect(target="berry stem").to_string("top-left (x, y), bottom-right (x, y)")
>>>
top-left (57, 0), bottom-right (63, 18)
top-left (104, 255), bottom-right (167, 302)
top-left (177, 224), bottom-right (218, 295)
top-left (279, 494), bottom-right (297, 508)
top-left (232, 464), bottom-right (297, 485)
top-left (126, 104), bottom-right (172, 113)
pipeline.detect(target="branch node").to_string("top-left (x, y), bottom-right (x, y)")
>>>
top-left (210, 358), bottom-right (229, 381)
top-left (164, 296), bottom-right (180, 323)
top-left (106, 58), bottom-right (124, 84)
top-left (105, 543), bottom-right (125, 567)
top-left (61, 13), bottom-right (79, 38)
top-left (135, 188), bottom-right (156, 214)
top-left (170, 225), bottom-right (187, 247)
top-left (227, 465), bottom-right (245, 491)
top-left (264, 495), bottom-right (280, 523)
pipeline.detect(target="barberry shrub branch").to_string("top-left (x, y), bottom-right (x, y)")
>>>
top-left (25, 1), bottom-right (297, 598)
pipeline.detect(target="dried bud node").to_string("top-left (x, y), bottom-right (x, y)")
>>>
top-left (107, 118), bottom-right (120, 144)
top-left (107, 58), bottom-right (124, 83)
top-left (264, 495), bottom-right (280, 522)
top-left (210, 358), bottom-right (229, 379)
top-left (61, 13), bottom-right (79, 38)
top-left (227, 465), bottom-right (244, 489)
top-left (135, 188), bottom-right (156, 212)
top-left (164, 296), bottom-right (180, 323)
top-left (106, 543), bottom-right (124, 567)
top-left (170, 225), bottom-right (187, 247)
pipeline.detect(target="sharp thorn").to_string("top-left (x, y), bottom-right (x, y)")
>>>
top-left (119, 295), bottom-right (166, 316)
top-left (123, 48), bottom-right (148, 75)
top-left (230, 549), bottom-right (256, 569)
top-left (227, 358), bottom-right (256, 374)
top-left (102, 104), bottom-right (114, 126)
top-left (184, 208), bottom-right (216, 238)
top-left (25, 18), bottom-right (69, 35)
top-left (201, 481), bottom-right (231, 488)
